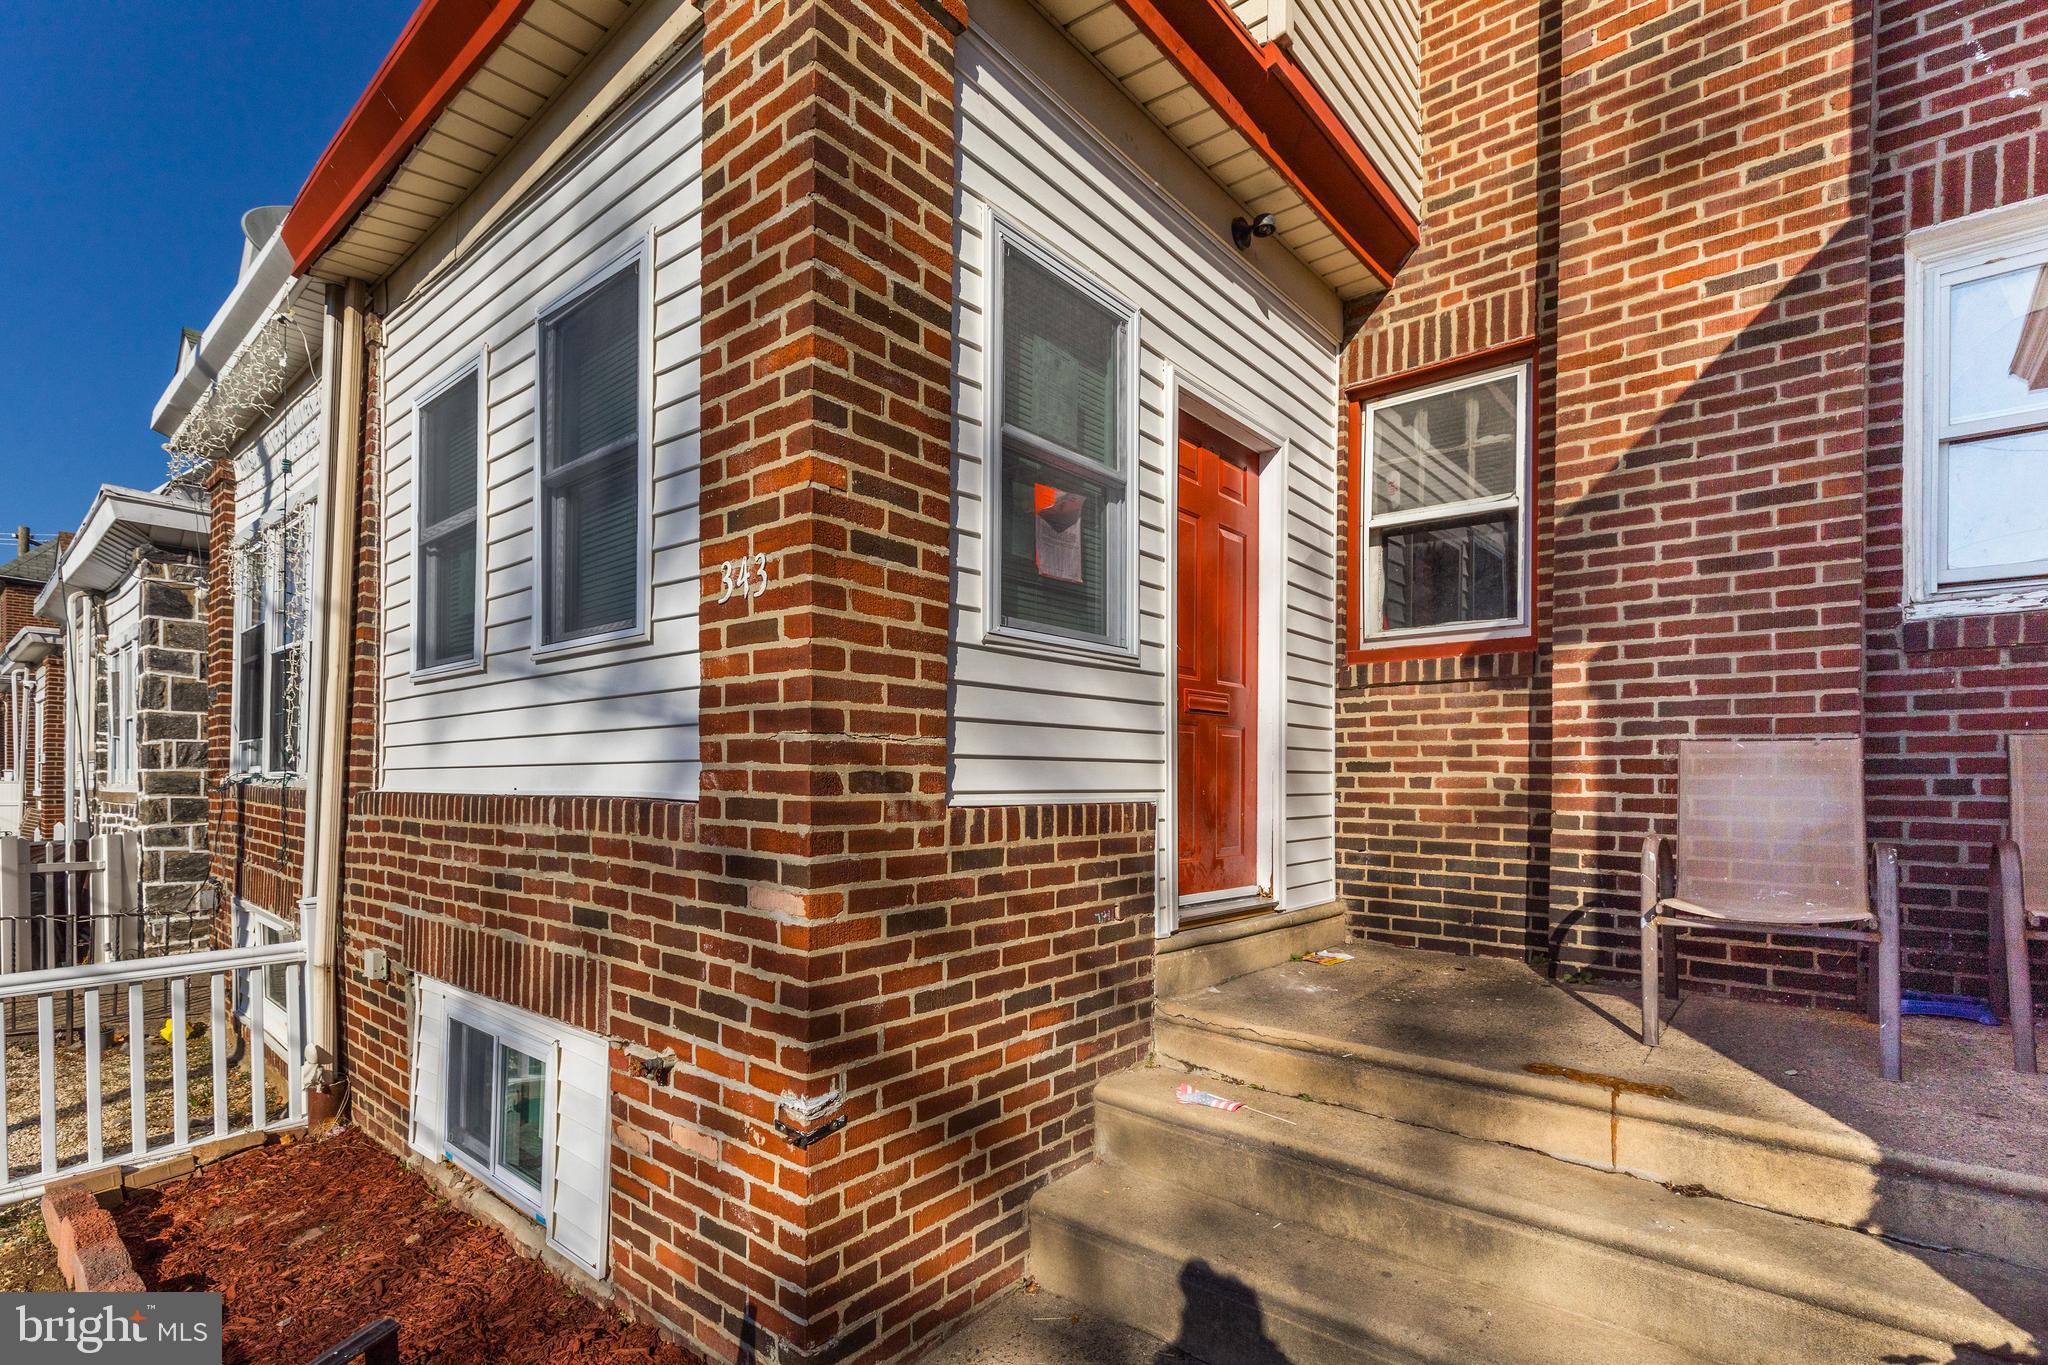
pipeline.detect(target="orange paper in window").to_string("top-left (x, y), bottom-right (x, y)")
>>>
top-left (1034, 483), bottom-right (1085, 583)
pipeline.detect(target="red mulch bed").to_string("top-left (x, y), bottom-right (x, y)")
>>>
top-left (114, 1127), bottom-right (699, 1365)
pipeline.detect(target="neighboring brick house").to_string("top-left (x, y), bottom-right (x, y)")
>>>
top-left (0, 532), bottom-right (70, 838)
top-left (146, 0), bottom-right (2048, 1361)
top-left (1336, 0), bottom-right (2048, 1011)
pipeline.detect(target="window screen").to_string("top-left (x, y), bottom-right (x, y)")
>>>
top-left (236, 620), bottom-right (265, 771)
top-left (1929, 256), bottom-right (2048, 587)
top-left (418, 371), bottom-right (482, 668)
top-left (994, 235), bottom-right (1130, 646)
top-left (540, 265), bottom-right (641, 645)
top-left (1361, 366), bottom-right (1529, 644)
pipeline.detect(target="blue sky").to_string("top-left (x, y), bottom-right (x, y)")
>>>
top-left (0, 1), bottom-right (415, 544)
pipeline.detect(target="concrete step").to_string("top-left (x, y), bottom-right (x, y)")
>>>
top-left (1156, 990), bottom-right (2048, 1274)
top-left (1095, 1068), bottom-right (2048, 1363)
top-left (1030, 1162), bottom-right (1698, 1365)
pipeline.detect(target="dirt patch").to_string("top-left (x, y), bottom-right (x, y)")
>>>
top-left (0, 1202), bottom-right (65, 1292)
top-left (115, 1126), bottom-right (697, 1365)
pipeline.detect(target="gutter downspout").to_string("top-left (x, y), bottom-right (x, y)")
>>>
top-left (301, 279), bottom-right (368, 1122)
top-left (65, 593), bottom-right (90, 837)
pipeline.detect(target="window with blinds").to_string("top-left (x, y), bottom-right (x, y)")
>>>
top-left (416, 368), bottom-right (483, 670)
top-left (539, 260), bottom-right (642, 647)
top-left (1359, 363), bottom-right (1531, 647)
top-left (236, 569), bottom-right (266, 772)
top-left (991, 230), bottom-right (1133, 649)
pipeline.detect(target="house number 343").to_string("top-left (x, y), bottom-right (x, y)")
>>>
top-left (718, 553), bottom-right (770, 604)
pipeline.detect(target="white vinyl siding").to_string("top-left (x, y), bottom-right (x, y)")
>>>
top-left (1228, 0), bottom-right (1421, 212)
top-left (951, 23), bottom-right (1342, 910)
top-left (232, 377), bottom-right (325, 543)
top-left (379, 50), bottom-right (702, 799)
top-left (410, 977), bottom-right (610, 1277)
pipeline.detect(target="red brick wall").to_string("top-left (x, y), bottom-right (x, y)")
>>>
top-left (1862, 0), bottom-right (2048, 998)
top-left (1341, 0), bottom-right (1889, 1007)
top-left (30, 652), bottom-right (68, 839)
top-left (1337, 0), bottom-right (1561, 966)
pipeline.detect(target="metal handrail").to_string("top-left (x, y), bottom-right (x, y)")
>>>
top-left (0, 941), bottom-right (307, 1000)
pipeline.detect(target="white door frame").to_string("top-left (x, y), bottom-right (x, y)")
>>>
top-left (1157, 365), bottom-right (1290, 938)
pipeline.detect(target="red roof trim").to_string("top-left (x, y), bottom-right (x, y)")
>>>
top-left (281, 0), bottom-right (537, 276)
top-left (1113, 0), bottom-right (1418, 288)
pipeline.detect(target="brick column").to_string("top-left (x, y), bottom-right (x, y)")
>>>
top-left (696, 1), bottom-right (965, 1357)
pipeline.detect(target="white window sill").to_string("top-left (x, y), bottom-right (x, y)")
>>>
top-left (410, 654), bottom-right (487, 683)
top-left (1358, 617), bottom-right (1531, 653)
top-left (1904, 585), bottom-right (2048, 621)
top-left (530, 619), bottom-right (650, 663)
top-left (979, 623), bottom-right (1143, 670)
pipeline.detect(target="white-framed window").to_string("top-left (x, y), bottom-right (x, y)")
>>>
top-left (1906, 200), bottom-right (2048, 614)
top-left (444, 1004), bottom-right (552, 1217)
top-left (0, 673), bottom-right (14, 782)
top-left (535, 248), bottom-right (647, 652)
top-left (234, 516), bottom-right (312, 774)
top-left (986, 221), bottom-right (1139, 655)
top-left (1357, 362), bottom-right (1533, 648)
top-left (410, 978), bottom-right (611, 1275)
top-left (32, 681), bottom-right (45, 797)
top-left (234, 562), bottom-right (266, 772)
top-left (235, 903), bottom-right (297, 1053)
top-left (106, 640), bottom-right (137, 786)
top-left (413, 360), bottom-right (487, 673)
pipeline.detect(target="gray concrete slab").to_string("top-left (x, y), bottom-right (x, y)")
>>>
top-left (1168, 944), bottom-right (2048, 1178)
top-left (915, 1284), bottom-right (1187, 1365)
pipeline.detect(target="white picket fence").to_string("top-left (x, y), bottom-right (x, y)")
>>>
top-left (0, 941), bottom-right (308, 1205)
top-left (0, 830), bottom-right (144, 976)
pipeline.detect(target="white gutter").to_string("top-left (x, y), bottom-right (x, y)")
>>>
top-left (300, 279), bottom-right (368, 1113)
top-left (151, 230), bottom-right (295, 439)
top-left (43, 485), bottom-right (210, 602)
top-left (2, 627), bottom-right (59, 670)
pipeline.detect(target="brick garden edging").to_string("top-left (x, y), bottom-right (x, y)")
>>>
top-left (41, 1180), bottom-right (144, 1292)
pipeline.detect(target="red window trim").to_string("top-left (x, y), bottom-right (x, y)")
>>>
top-left (1345, 340), bottom-right (1543, 666)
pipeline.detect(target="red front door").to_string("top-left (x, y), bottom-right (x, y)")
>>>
top-left (1177, 416), bottom-right (1259, 897)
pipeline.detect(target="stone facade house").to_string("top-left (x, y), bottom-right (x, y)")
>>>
top-left (35, 483), bottom-right (214, 947)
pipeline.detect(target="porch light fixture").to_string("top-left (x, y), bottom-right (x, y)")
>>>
top-left (1231, 212), bottom-right (1278, 251)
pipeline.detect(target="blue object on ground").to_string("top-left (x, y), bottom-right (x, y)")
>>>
top-left (1900, 990), bottom-right (1999, 1025)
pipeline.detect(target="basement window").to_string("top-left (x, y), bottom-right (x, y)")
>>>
top-left (411, 978), bottom-right (612, 1276)
top-left (1354, 361), bottom-right (1533, 653)
top-left (1907, 203), bottom-right (2048, 614)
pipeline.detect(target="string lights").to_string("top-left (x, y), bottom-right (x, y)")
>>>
top-left (162, 311), bottom-right (307, 481)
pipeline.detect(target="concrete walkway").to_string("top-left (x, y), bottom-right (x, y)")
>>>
top-left (917, 1284), bottom-right (1185, 1365)
top-left (1165, 943), bottom-right (2047, 1178)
